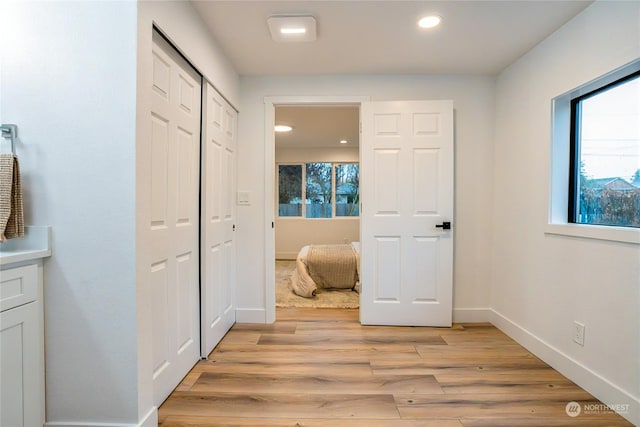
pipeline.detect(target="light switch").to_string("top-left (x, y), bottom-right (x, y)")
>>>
top-left (237, 191), bottom-right (250, 205)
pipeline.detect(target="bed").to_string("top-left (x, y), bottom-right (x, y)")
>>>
top-left (291, 242), bottom-right (360, 298)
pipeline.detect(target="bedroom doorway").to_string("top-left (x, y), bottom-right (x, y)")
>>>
top-left (265, 97), bottom-right (455, 326)
top-left (271, 103), bottom-right (363, 314)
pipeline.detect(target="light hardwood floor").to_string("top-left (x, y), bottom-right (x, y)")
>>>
top-left (158, 308), bottom-right (632, 427)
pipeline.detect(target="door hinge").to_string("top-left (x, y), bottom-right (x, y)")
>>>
top-left (272, 221), bottom-right (275, 229)
top-left (232, 224), bottom-right (236, 232)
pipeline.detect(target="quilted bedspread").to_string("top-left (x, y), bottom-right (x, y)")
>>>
top-left (291, 243), bottom-right (360, 298)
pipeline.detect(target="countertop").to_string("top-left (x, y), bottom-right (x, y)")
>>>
top-left (0, 226), bottom-right (52, 265)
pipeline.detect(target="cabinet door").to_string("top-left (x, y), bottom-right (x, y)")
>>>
top-left (1, 301), bottom-right (44, 427)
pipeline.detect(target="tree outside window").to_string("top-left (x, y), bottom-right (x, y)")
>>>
top-left (306, 163), bottom-right (332, 218)
top-left (278, 165), bottom-right (302, 216)
top-left (335, 164), bottom-right (359, 217)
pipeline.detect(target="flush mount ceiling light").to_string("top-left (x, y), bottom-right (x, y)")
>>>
top-left (268, 15), bottom-right (317, 42)
top-left (418, 15), bottom-right (442, 29)
top-left (339, 140), bottom-right (348, 144)
top-left (274, 124), bottom-right (293, 132)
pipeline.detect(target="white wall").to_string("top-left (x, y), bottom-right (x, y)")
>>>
top-left (491, 2), bottom-right (640, 424)
top-left (276, 147), bottom-right (359, 259)
top-left (237, 75), bottom-right (496, 321)
top-left (1, 1), bottom-right (239, 426)
top-left (276, 220), bottom-right (360, 259)
top-left (277, 147), bottom-right (359, 163)
top-left (1, 1), bottom-right (139, 424)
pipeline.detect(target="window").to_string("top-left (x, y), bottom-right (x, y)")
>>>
top-left (278, 162), bottom-right (359, 218)
top-left (278, 165), bottom-right (302, 217)
top-left (335, 163), bottom-right (360, 217)
top-left (306, 162), bottom-right (332, 218)
top-left (569, 71), bottom-right (640, 228)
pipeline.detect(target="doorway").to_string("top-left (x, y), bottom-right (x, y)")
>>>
top-left (274, 105), bottom-right (361, 310)
top-left (264, 97), bottom-right (455, 327)
top-left (265, 96), bottom-right (367, 322)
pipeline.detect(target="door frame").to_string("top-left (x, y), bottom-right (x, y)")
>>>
top-left (263, 95), bottom-right (370, 323)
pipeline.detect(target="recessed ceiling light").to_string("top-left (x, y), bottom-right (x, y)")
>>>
top-left (274, 125), bottom-right (293, 132)
top-left (339, 140), bottom-right (348, 144)
top-left (418, 15), bottom-right (442, 29)
top-left (281, 28), bottom-right (306, 35)
top-left (268, 15), bottom-right (317, 42)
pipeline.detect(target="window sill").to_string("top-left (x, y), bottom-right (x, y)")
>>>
top-left (544, 223), bottom-right (640, 245)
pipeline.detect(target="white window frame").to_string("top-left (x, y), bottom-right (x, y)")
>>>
top-left (546, 59), bottom-right (640, 245)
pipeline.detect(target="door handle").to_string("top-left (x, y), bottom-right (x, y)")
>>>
top-left (435, 221), bottom-right (451, 230)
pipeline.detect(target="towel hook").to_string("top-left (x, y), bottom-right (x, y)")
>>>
top-left (1, 124), bottom-right (17, 155)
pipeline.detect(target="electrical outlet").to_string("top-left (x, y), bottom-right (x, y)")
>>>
top-left (573, 321), bottom-right (585, 346)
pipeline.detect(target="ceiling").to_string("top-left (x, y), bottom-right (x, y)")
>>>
top-left (191, 1), bottom-right (592, 76)
top-left (191, 1), bottom-right (591, 149)
top-left (275, 106), bottom-right (360, 149)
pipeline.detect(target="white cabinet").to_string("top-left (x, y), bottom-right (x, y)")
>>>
top-left (0, 262), bottom-right (45, 427)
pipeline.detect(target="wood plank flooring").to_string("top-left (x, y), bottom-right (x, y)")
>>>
top-left (158, 308), bottom-right (633, 427)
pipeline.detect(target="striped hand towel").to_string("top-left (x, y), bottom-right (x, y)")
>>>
top-left (0, 154), bottom-right (25, 242)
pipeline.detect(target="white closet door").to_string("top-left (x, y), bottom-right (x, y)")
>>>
top-left (150, 31), bottom-right (201, 405)
top-left (201, 83), bottom-right (237, 357)
top-left (360, 100), bottom-right (454, 327)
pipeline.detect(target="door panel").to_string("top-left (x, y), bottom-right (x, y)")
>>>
top-left (412, 237), bottom-right (438, 301)
top-left (360, 100), bottom-right (454, 327)
top-left (374, 150), bottom-right (401, 213)
top-left (201, 83), bottom-right (237, 357)
top-left (150, 31), bottom-right (201, 405)
top-left (413, 149), bottom-right (439, 213)
top-left (374, 237), bottom-right (401, 301)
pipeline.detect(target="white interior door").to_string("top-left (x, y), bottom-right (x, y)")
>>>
top-left (360, 100), bottom-right (454, 326)
top-left (201, 83), bottom-right (237, 357)
top-left (150, 31), bottom-right (201, 404)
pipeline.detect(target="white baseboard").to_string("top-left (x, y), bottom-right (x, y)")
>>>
top-left (237, 306), bottom-right (493, 324)
top-left (45, 407), bottom-right (158, 427)
top-left (452, 307), bottom-right (492, 323)
top-left (275, 252), bottom-right (297, 260)
top-left (46, 422), bottom-right (138, 427)
top-left (489, 308), bottom-right (639, 426)
top-left (235, 307), bottom-right (267, 323)
top-left (45, 422), bottom-right (136, 427)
